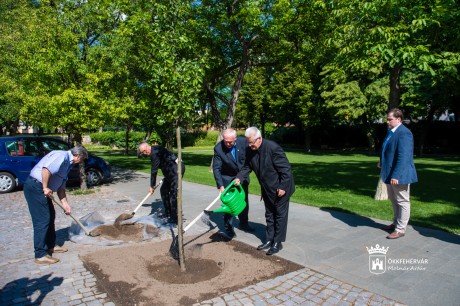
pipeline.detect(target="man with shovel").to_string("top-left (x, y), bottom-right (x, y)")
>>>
top-left (213, 128), bottom-right (254, 240)
top-left (24, 145), bottom-right (88, 265)
top-left (138, 142), bottom-right (185, 223)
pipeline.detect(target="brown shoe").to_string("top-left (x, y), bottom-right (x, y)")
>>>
top-left (34, 255), bottom-right (60, 265)
top-left (49, 246), bottom-right (68, 254)
top-left (382, 224), bottom-right (396, 231)
top-left (387, 231), bottom-right (405, 239)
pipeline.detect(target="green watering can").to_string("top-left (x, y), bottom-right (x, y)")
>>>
top-left (205, 182), bottom-right (246, 216)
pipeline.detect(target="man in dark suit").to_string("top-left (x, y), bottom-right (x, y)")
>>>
top-left (235, 127), bottom-right (295, 255)
top-left (138, 142), bottom-right (185, 224)
top-left (213, 128), bottom-right (254, 239)
top-left (378, 108), bottom-right (418, 239)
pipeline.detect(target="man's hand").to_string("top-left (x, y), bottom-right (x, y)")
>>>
top-left (390, 178), bottom-right (399, 185)
top-left (233, 178), bottom-right (241, 186)
top-left (277, 189), bottom-right (286, 197)
top-left (60, 199), bottom-right (71, 214)
top-left (43, 187), bottom-right (53, 198)
top-left (149, 186), bottom-right (155, 194)
top-left (219, 186), bottom-right (225, 193)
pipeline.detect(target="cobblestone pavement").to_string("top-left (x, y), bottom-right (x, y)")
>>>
top-left (0, 171), bottom-right (405, 305)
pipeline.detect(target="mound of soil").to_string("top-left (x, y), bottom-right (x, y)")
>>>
top-left (82, 231), bottom-right (303, 305)
top-left (90, 223), bottom-right (161, 241)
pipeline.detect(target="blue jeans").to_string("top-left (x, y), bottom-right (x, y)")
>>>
top-left (24, 177), bottom-right (56, 258)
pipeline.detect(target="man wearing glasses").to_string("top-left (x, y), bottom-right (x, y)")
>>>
top-left (138, 142), bottom-right (185, 223)
top-left (234, 127), bottom-right (295, 255)
top-left (212, 128), bottom-right (254, 240)
top-left (378, 108), bottom-right (418, 239)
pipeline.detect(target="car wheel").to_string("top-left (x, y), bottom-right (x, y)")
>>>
top-left (0, 172), bottom-right (16, 193)
top-left (86, 168), bottom-right (102, 186)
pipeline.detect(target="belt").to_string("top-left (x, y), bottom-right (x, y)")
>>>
top-left (29, 176), bottom-right (42, 185)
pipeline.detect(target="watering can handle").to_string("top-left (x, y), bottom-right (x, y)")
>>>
top-left (221, 181), bottom-right (242, 200)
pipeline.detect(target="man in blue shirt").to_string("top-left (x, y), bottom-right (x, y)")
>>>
top-left (24, 145), bottom-right (88, 264)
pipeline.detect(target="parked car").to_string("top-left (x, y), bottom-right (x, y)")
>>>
top-left (0, 136), bottom-right (112, 193)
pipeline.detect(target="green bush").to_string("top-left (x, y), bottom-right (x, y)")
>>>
top-left (181, 130), bottom-right (220, 147)
top-left (90, 131), bottom-right (159, 150)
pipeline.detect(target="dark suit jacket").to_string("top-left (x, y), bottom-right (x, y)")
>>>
top-left (237, 139), bottom-right (295, 202)
top-left (380, 124), bottom-right (418, 185)
top-left (213, 137), bottom-right (249, 188)
top-left (149, 145), bottom-right (178, 187)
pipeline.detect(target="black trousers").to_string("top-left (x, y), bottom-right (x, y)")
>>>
top-left (262, 194), bottom-right (290, 243)
top-left (160, 162), bottom-right (185, 221)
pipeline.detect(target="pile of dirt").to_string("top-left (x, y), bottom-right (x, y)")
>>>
top-left (90, 223), bottom-right (161, 241)
top-left (82, 231), bottom-right (303, 305)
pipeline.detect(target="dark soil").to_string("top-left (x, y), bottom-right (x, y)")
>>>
top-left (82, 231), bottom-right (303, 305)
top-left (90, 223), bottom-right (161, 241)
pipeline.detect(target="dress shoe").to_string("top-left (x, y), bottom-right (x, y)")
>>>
top-left (266, 242), bottom-right (283, 255)
top-left (34, 255), bottom-right (60, 265)
top-left (48, 246), bottom-right (68, 254)
top-left (387, 231), bottom-right (405, 239)
top-left (257, 241), bottom-right (272, 250)
top-left (382, 224), bottom-right (396, 231)
top-left (239, 223), bottom-right (255, 232)
top-left (220, 230), bottom-right (236, 240)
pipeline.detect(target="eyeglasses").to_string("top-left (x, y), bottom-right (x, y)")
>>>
top-left (248, 137), bottom-right (260, 145)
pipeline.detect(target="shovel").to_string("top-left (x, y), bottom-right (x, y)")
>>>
top-left (114, 179), bottom-right (163, 227)
top-left (50, 196), bottom-right (100, 237)
top-left (169, 193), bottom-right (221, 259)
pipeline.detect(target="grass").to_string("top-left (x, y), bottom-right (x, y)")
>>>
top-left (85, 144), bottom-right (460, 235)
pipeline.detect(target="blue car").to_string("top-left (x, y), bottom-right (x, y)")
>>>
top-left (0, 136), bottom-right (112, 193)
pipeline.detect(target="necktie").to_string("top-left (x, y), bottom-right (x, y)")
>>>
top-left (231, 146), bottom-right (236, 160)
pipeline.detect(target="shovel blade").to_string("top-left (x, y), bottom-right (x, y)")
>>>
top-left (114, 213), bottom-right (134, 228)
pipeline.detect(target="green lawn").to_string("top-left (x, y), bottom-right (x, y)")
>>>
top-left (86, 144), bottom-right (460, 235)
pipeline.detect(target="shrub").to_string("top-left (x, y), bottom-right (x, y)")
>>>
top-left (90, 131), bottom-right (159, 150)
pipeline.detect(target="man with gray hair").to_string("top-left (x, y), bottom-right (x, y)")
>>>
top-left (24, 144), bottom-right (88, 265)
top-left (234, 127), bottom-right (295, 255)
top-left (213, 128), bottom-right (254, 240)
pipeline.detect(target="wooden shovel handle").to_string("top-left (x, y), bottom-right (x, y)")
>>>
top-left (50, 196), bottom-right (91, 236)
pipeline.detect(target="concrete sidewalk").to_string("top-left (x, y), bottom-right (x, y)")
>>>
top-left (0, 168), bottom-right (459, 306)
top-left (106, 169), bottom-right (460, 305)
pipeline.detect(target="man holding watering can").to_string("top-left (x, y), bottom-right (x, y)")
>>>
top-left (234, 127), bottom-right (295, 255)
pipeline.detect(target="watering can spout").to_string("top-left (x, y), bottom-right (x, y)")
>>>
top-left (206, 182), bottom-right (246, 217)
top-left (211, 204), bottom-right (233, 215)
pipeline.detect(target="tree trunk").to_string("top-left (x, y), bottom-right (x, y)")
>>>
top-left (374, 178), bottom-right (388, 200)
top-left (79, 161), bottom-right (88, 190)
top-left (388, 64), bottom-right (402, 110)
top-left (176, 126), bottom-right (186, 272)
top-left (124, 125), bottom-right (130, 156)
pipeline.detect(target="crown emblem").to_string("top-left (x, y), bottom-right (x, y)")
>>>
top-left (366, 244), bottom-right (389, 255)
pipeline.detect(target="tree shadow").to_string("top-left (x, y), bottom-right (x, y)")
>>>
top-left (206, 212), bottom-right (265, 242)
top-left (106, 167), bottom-right (149, 184)
top-left (0, 274), bottom-right (63, 305)
top-left (412, 225), bottom-right (460, 245)
top-left (320, 207), bottom-right (385, 230)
